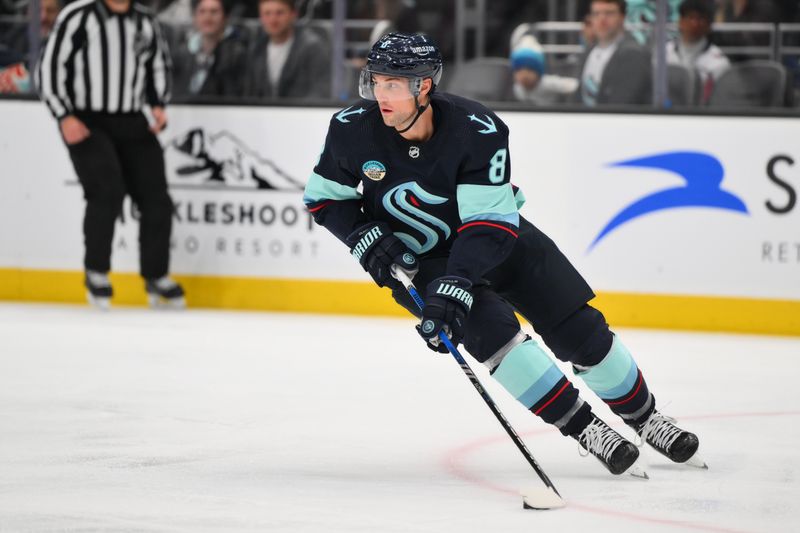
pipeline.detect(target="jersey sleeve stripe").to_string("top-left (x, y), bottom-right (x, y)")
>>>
top-left (303, 171), bottom-right (362, 205)
top-left (306, 200), bottom-right (332, 213)
top-left (461, 212), bottom-right (520, 225)
top-left (457, 183), bottom-right (520, 227)
top-left (458, 221), bottom-right (519, 238)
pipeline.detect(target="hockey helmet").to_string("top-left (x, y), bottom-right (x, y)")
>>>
top-left (359, 32), bottom-right (443, 101)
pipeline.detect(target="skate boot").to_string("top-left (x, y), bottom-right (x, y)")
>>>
top-left (637, 411), bottom-right (706, 468)
top-left (85, 270), bottom-right (112, 310)
top-left (572, 414), bottom-right (645, 477)
top-left (145, 276), bottom-right (186, 309)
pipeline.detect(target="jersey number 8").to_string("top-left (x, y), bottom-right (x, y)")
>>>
top-left (489, 149), bottom-right (508, 184)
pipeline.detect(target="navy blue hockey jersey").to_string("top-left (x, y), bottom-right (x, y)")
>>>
top-left (303, 92), bottom-right (526, 283)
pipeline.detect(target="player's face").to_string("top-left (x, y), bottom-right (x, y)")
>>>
top-left (372, 74), bottom-right (417, 128)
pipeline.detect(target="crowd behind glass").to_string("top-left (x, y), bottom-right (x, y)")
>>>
top-left (1, 0), bottom-right (799, 109)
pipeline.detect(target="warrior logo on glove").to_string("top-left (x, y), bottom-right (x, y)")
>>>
top-left (346, 222), bottom-right (419, 290)
top-left (434, 280), bottom-right (474, 310)
top-left (417, 276), bottom-right (473, 352)
top-left (351, 226), bottom-right (384, 262)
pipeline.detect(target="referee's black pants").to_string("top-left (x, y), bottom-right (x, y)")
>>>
top-left (66, 112), bottom-right (173, 279)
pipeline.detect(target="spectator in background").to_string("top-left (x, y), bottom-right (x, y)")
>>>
top-left (550, 11), bottom-right (598, 78)
top-left (667, 0), bottom-right (730, 103)
top-left (576, 0), bottom-right (652, 106)
top-left (582, 10), bottom-right (598, 48)
top-left (244, 0), bottom-right (330, 100)
top-left (171, 0), bottom-right (247, 98)
top-left (0, 0), bottom-right (62, 94)
top-left (39, 0), bottom-right (63, 39)
top-left (509, 34), bottom-right (579, 105)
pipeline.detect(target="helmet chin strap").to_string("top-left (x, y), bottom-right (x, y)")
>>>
top-left (396, 95), bottom-right (428, 134)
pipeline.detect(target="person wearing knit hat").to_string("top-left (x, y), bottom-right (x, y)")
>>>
top-left (509, 34), bottom-right (578, 105)
top-left (511, 35), bottom-right (547, 77)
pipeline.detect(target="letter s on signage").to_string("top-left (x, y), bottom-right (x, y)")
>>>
top-left (766, 155), bottom-right (797, 214)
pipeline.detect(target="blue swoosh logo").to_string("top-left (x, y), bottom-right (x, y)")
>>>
top-left (589, 152), bottom-right (749, 251)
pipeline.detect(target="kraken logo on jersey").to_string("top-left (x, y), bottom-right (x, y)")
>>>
top-left (382, 182), bottom-right (451, 254)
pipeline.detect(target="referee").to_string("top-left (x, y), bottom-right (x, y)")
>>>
top-left (37, 0), bottom-right (185, 309)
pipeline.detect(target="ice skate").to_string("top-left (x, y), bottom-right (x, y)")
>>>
top-left (637, 411), bottom-right (706, 468)
top-left (145, 276), bottom-right (186, 309)
top-left (85, 270), bottom-right (112, 310)
top-left (573, 414), bottom-right (647, 478)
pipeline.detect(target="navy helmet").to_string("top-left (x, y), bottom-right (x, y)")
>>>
top-left (359, 32), bottom-right (443, 101)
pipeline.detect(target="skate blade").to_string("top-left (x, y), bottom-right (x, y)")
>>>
top-left (87, 292), bottom-right (110, 311)
top-left (627, 462), bottom-right (649, 479)
top-left (684, 453), bottom-right (708, 469)
top-left (521, 487), bottom-right (565, 510)
top-left (147, 295), bottom-right (186, 309)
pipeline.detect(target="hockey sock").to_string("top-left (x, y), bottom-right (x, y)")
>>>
top-left (573, 334), bottom-right (655, 428)
top-left (489, 334), bottom-right (592, 436)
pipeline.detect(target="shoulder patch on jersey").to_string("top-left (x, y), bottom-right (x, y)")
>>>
top-left (335, 106), bottom-right (366, 124)
top-left (468, 113), bottom-right (497, 135)
top-left (362, 160), bottom-right (387, 181)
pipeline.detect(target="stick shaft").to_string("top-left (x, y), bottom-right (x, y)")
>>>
top-left (395, 270), bottom-right (560, 496)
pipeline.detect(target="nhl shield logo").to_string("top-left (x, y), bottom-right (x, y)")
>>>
top-left (362, 160), bottom-right (386, 181)
top-left (408, 146), bottom-right (420, 159)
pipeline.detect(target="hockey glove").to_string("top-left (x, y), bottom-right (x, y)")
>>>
top-left (416, 276), bottom-right (473, 353)
top-left (347, 221), bottom-right (418, 290)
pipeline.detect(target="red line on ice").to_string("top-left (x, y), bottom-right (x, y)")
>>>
top-left (441, 410), bottom-right (800, 533)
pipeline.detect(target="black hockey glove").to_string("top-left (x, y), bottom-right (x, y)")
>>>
top-left (346, 221), bottom-right (418, 290)
top-left (416, 276), bottom-right (473, 353)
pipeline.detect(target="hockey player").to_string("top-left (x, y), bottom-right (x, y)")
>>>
top-left (304, 32), bottom-right (702, 476)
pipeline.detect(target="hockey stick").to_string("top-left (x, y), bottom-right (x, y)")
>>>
top-left (392, 268), bottom-right (565, 510)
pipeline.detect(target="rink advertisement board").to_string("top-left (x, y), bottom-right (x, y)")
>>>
top-left (1, 100), bottom-right (798, 334)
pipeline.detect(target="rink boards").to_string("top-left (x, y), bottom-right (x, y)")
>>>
top-left (1, 100), bottom-right (798, 335)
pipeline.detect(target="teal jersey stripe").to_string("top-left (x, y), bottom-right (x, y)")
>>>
top-left (576, 336), bottom-right (637, 398)
top-left (462, 212), bottom-right (520, 225)
top-left (514, 188), bottom-right (526, 210)
top-left (457, 183), bottom-right (520, 227)
top-left (303, 171), bottom-right (361, 205)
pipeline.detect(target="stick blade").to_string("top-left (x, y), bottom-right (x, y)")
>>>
top-left (521, 487), bottom-right (566, 510)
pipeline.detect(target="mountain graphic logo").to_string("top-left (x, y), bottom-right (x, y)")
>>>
top-left (164, 128), bottom-right (304, 191)
top-left (589, 151), bottom-right (749, 251)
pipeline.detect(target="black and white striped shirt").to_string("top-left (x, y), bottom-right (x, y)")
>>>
top-left (37, 0), bottom-right (172, 119)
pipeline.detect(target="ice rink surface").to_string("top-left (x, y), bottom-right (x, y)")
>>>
top-left (1, 303), bottom-right (798, 533)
